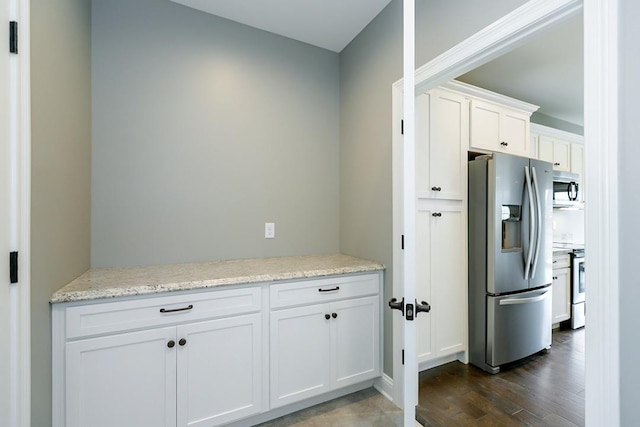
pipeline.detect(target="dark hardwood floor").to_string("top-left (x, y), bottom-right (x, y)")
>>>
top-left (416, 328), bottom-right (585, 426)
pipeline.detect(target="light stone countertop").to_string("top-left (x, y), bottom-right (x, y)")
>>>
top-left (51, 253), bottom-right (385, 304)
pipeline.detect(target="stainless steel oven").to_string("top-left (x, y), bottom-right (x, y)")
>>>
top-left (571, 249), bottom-right (585, 329)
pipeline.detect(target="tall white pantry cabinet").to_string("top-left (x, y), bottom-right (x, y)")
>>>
top-left (413, 81), bottom-right (539, 370)
top-left (414, 88), bottom-right (469, 368)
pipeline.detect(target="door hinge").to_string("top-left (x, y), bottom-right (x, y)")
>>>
top-left (9, 21), bottom-right (18, 54)
top-left (401, 234), bottom-right (404, 250)
top-left (10, 251), bottom-right (18, 283)
top-left (401, 119), bottom-right (404, 135)
top-left (402, 349), bottom-right (404, 365)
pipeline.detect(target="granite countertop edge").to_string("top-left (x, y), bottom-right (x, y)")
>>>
top-left (51, 254), bottom-right (385, 304)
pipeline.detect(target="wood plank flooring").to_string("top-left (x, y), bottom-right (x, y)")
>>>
top-left (416, 328), bottom-right (585, 427)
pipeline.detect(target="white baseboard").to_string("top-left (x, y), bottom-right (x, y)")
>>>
top-left (374, 373), bottom-right (395, 404)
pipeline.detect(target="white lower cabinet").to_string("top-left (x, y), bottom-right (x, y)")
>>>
top-left (176, 315), bottom-right (262, 427)
top-left (269, 276), bottom-right (380, 409)
top-left (54, 273), bottom-right (382, 427)
top-left (64, 314), bottom-right (262, 427)
top-left (66, 327), bottom-right (177, 427)
top-left (552, 252), bottom-right (572, 324)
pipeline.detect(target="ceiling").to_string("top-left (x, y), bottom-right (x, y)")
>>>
top-left (170, 0), bottom-right (393, 52)
top-left (169, 1), bottom-right (584, 127)
top-left (459, 14), bottom-right (584, 127)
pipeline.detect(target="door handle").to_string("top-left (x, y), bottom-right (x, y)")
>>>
top-left (415, 300), bottom-right (431, 315)
top-left (388, 297), bottom-right (405, 315)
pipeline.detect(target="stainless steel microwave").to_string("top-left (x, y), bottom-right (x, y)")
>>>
top-left (553, 170), bottom-right (580, 205)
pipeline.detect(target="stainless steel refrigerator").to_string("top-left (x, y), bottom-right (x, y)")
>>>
top-left (468, 153), bottom-right (553, 374)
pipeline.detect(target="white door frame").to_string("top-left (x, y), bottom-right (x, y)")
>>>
top-left (393, 0), bottom-right (619, 424)
top-left (6, 0), bottom-right (31, 425)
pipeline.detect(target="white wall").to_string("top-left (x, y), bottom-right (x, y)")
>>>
top-left (339, 0), bottom-right (529, 376)
top-left (618, 0), bottom-right (640, 424)
top-left (30, 0), bottom-right (92, 425)
top-left (552, 209), bottom-right (585, 244)
top-left (91, 0), bottom-right (340, 267)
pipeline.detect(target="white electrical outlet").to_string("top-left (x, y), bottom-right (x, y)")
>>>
top-left (265, 222), bottom-right (275, 239)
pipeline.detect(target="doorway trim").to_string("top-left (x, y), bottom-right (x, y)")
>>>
top-left (7, 0), bottom-right (31, 425)
top-left (392, 0), bottom-right (618, 424)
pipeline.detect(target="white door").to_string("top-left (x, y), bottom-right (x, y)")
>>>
top-left (1, 0), bottom-right (13, 424)
top-left (176, 314), bottom-right (262, 427)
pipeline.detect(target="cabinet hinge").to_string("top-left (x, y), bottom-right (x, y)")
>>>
top-left (401, 119), bottom-right (404, 135)
top-left (9, 21), bottom-right (18, 54)
top-left (401, 234), bottom-right (405, 250)
top-left (10, 251), bottom-right (18, 283)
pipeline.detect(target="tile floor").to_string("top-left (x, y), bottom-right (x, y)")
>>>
top-left (255, 387), bottom-right (403, 427)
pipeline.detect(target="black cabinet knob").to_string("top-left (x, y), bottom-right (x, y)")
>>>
top-left (554, 162), bottom-right (561, 166)
top-left (167, 340), bottom-right (175, 348)
top-left (179, 338), bottom-right (187, 346)
top-left (431, 186), bottom-right (442, 191)
top-left (332, 313), bottom-right (337, 319)
top-left (432, 212), bottom-right (442, 217)
top-left (500, 141), bottom-right (508, 146)
top-left (325, 314), bottom-right (330, 320)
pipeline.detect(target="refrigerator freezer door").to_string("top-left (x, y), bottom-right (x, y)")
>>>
top-left (486, 288), bottom-right (552, 367)
top-left (486, 154), bottom-right (531, 294)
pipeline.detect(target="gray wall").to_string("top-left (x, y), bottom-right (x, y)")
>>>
top-left (531, 112), bottom-right (584, 136)
top-left (619, 0), bottom-right (639, 424)
top-left (339, 0), bottom-right (529, 376)
top-left (30, 0), bottom-right (92, 425)
top-left (91, 0), bottom-right (340, 267)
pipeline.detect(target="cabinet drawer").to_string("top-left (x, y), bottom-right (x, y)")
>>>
top-left (66, 286), bottom-right (261, 339)
top-left (552, 253), bottom-right (571, 269)
top-left (270, 274), bottom-right (379, 309)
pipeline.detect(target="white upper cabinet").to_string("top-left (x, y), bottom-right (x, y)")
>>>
top-left (537, 135), bottom-right (571, 171)
top-left (469, 99), bottom-right (533, 157)
top-left (438, 81), bottom-right (538, 158)
top-left (531, 123), bottom-right (584, 175)
top-left (416, 88), bottom-right (469, 200)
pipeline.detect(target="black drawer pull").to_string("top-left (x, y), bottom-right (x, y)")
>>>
top-left (318, 286), bottom-right (340, 293)
top-left (160, 304), bottom-right (194, 313)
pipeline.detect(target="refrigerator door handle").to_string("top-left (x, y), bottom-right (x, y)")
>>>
top-left (523, 166), bottom-right (535, 280)
top-left (498, 290), bottom-right (550, 305)
top-left (530, 166), bottom-right (543, 279)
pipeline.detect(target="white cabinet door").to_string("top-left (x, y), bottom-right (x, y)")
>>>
top-left (470, 99), bottom-right (501, 152)
top-left (66, 327), bottom-right (177, 427)
top-left (552, 139), bottom-right (571, 171)
top-left (176, 314), bottom-right (262, 427)
top-left (470, 99), bottom-right (530, 157)
top-left (571, 143), bottom-right (584, 177)
top-left (537, 136), bottom-right (554, 164)
top-left (538, 136), bottom-right (572, 171)
top-left (416, 89), bottom-right (469, 200)
top-left (270, 304), bottom-right (332, 408)
top-left (501, 110), bottom-right (530, 156)
top-left (552, 268), bottom-right (571, 323)
top-left (416, 203), bottom-right (467, 364)
top-left (332, 296), bottom-right (380, 388)
top-left (430, 207), bottom-right (467, 356)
